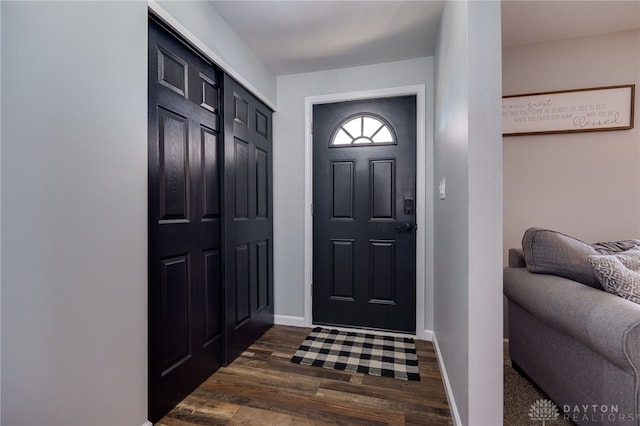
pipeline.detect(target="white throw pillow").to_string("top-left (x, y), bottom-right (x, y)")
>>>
top-left (588, 250), bottom-right (640, 305)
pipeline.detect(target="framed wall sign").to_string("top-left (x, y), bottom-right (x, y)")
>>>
top-left (502, 84), bottom-right (635, 136)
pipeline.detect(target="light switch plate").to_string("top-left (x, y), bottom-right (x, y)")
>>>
top-left (439, 179), bottom-right (446, 200)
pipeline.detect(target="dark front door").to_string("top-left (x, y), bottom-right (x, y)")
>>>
top-left (148, 20), bottom-right (223, 422)
top-left (313, 96), bottom-right (417, 333)
top-left (222, 75), bottom-right (274, 364)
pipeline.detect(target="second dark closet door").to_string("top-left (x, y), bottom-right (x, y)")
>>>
top-left (223, 75), bottom-right (274, 364)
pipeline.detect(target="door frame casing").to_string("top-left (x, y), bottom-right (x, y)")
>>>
top-left (304, 85), bottom-right (429, 340)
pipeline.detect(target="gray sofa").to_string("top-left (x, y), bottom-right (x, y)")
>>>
top-left (504, 229), bottom-right (640, 426)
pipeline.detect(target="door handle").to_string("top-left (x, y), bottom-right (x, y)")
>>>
top-left (396, 223), bottom-right (415, 232)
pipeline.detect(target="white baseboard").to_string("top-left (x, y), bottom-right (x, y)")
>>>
top-left (432, 333), bottom-right (462, 426)
top-left (423, 329), bottom-right (434, 342)
top-left (274, 314), bottom-right (306, 327)
top-left (142, 421), bottom-right (153, 426)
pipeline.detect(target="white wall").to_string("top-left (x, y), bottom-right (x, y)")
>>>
top-left (433, 3), bottom-right (470, 420)
top-left (1, 2), bottom-right (148, 425)
top-left (274, 58), bottom-right (434, 332)
top-left (156, 0), bottom-right (277, 107)
top-left (466, 2), bottom-right (503, 424)
top-left (1, 2), bottom-right (278, 424)
top-left (503, 29), bottom-right (640, 260)
top-left (433, 1), bottom-right (503, 425)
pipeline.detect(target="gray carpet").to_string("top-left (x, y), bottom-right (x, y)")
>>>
top-left (504, 349), bottom-right (574, 426)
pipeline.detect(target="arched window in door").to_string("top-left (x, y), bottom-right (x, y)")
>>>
top-left (330, 114), bottom-right (396, 146)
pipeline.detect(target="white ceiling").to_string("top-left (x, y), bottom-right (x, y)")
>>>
top-left (210, 0), bottom-right (640, 76)
top-left (210, 1), bottom-right (444, 75)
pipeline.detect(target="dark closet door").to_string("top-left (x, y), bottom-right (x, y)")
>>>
top-left (223, 75), bottom-right (274, 364)
top-left (148, 20), bottom-right (223, 422)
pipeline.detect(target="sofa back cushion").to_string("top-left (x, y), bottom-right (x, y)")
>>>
top-left (592, 240), bottom-right (640, 255)
top-left (522, 228), bottom-right (602, 289)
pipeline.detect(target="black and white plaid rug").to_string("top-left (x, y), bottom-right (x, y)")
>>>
top-left (290, 327), bottom-right (420, 381)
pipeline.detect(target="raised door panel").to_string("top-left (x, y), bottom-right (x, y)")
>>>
top-left (203, 249), bottom-right (222, 346)
top-left (234, 95), bottom-right (249, 126)
top-left (369, 241), bottom-right (396, 303)
top-left (199, 73), bottom-right (219, 114)
top-left (330, 240), bottom-right (355, 300)
top-left (157, 47), bottom-right (187, 97)
top-left (160, 255), bottom-right (191, 374)
top-left (256, 240), bottom-right (269, 311)
top-left (234, 139), bottom-right (250, 219)
top-left (370, 160), bottom-right (395, 220)
top-left (332, 161), bottom-right (354, 219)
top-left (201, 128), bottom-right (220, 220)
top-left (256, 148), bottom-right (268, 219)
top-left (255, 110), bottom-right (268, 139)
top-left (234, 245), bottom-right (251, 325)
top-left (158, 108), bottom-right (190, 223)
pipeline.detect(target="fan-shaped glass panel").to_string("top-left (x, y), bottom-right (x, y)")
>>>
top-left (372, 126), bottom-right (394, 143)
top-left (353, 137), bottom-right (371, 144)
top-left (363, 116), bottom-right (383, 137)
top-left (330, 114), bottom-right (395, 146)
top-left (343, 117), bottom-right (363, 138)
top-left (333, 128), bottom-right (352, 145)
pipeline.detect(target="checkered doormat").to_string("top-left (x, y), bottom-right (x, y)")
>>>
top-left (290, 327), bottom-right (420, 381)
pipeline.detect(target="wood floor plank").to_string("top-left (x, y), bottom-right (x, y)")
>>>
top-left (229, 406), bottom-right (335, 425)
top-left (156, 325), bottom-right (453, 425)
top-left (203, 377), bottom-right (407, 424)
top-left (319, 378), bottom-right (450, 410)
top-left (315, 387), bottom-right (451, 425)
top-left (156, 416), bottom-right (205, 426)
top-left (231, 355), bottom-right (355, 382)
top-left (214, 365), bottom-right (322, 396)
top-left (190, 382), bottom-right (394, 425)
top-left (360, 372), bottom-right (446, 397)
top-left (157, 399), bottom-right (240, 425)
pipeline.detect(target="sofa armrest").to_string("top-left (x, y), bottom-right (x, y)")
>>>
top-left (504, 267), bottom-right (640, 373)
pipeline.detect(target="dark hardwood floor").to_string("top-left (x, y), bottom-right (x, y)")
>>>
top-left (156, 325), bottom-right (453, 425)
